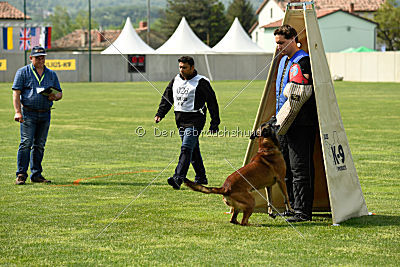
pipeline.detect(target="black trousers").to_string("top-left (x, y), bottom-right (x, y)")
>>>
top-left (278, 125), bottom-right (316, 218)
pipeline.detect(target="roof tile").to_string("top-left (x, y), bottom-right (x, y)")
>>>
top-left (0, 1), bottom-right (31, 20)
top-left (258, 0), bottom-right (384, 14)
top-left (52, 29), bottom-right (121, 49)
top-left (260, 8), bottom-right (360, 29)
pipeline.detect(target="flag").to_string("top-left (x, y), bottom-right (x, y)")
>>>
top-left (30, 27), bottom-right (41, 47)
top-left (46, 27), bottom-right (52, 49)
top-left (40, 27), bottom-right (52, 49)
top-left (19, 28), bottom-right (31, 51)
top-left (2, 27), bottom-right (13, 50)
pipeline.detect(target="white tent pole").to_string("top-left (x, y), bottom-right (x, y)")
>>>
top-left (204, 54), bottom-right (213, 81)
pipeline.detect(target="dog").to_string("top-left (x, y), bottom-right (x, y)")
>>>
top-left (184, 117), bottom-right (292, 225)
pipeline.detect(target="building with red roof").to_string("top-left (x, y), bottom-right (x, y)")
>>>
top-left (250, 0), bottom-right (381, 52)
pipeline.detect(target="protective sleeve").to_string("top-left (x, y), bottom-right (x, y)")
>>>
top-left (276, 82), bottom-right (313, 135)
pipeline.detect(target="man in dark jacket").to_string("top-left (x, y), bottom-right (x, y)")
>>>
top-left (155, 56), bottom-right (220, 190)
top-left (274, 25), bottom-right (318, 222)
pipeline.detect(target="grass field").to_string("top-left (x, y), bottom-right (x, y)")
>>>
top-left (0, 80), bottom-right (399, 265)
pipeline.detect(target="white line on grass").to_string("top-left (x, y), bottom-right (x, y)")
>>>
top-left (224, 158), bottom-right (305, 238)
top-left (96, 158), bottom-right (176, 238)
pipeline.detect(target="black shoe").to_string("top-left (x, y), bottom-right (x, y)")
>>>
top-left (167, 177), bottom-right (182, 190)
top-left (31, 176), bottom-right (51, 183)
top-left (15, 174), bottom-right (27, 185)
top-left (282, 210), bottom-right (295, 217)
top-left (194, 177), bottom-right (208, 185)
top-left (286, 213), bottom-right (311, 222)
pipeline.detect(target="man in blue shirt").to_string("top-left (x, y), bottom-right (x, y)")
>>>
top-left (12, 46), bottom-right (62, 185)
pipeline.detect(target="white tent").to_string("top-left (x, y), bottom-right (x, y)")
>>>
top-left (156, 17), bottom-right (213, 54)
top-left (101, 17), bottom-right (155, 54)
top-left (212, 18), bottom-right (267, 54)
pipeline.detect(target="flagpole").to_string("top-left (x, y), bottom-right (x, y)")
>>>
top-left (88, 0), bottom-right (92, 82)
top-left (23, 0), bottom-right (27, 65)
top-left (147, 0), bottom-right (150, 44)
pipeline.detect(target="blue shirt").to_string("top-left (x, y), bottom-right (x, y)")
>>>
top-left (275, 49), bottom-right (309, 115)
top-left (12, 64), bottom-right (62, 110)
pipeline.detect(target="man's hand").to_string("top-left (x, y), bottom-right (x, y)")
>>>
top-left (209, 125), bottom-right (219, 134)
top-left (14, 112), bottom-right (24, 123)
top-left (154, 116), bottom-right (162, 123)
top-left (48, 92), bottom-right (62, 101)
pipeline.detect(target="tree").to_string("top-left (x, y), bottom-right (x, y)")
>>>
top-left (226, 0), bottom-right (257, 35)
top-left (160, 0), bottom-right (229, 46)
top-left (46, 6), bottom-right (75, 40)
top-left (46, 7), bottom-right (99, 41)
top-left (374, 0), bottom-right (400, 51)
top-left (209, 2), bottom-right (229, 46)
top-left (92, 5), bottom-right (163, 29)
top-left (73, 10), bottom-right (99, 30)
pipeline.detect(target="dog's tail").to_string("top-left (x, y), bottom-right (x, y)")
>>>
top-left (183, 178), bottom-right (228, 195)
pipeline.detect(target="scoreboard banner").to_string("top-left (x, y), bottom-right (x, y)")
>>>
top-left (0, 59), bottom-right (6, 71)
top-left (46, 59), bottom-right (76, 70)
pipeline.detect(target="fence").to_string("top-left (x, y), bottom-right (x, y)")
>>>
top-left (1, 52), bottom-right (399, 83)
top-left (0, 53), bottom-right (272, 83)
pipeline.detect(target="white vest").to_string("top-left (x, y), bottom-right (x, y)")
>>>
top-left (172, 74), bottom-right (208, 112)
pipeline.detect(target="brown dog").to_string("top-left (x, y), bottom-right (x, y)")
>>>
top-left (184, 117), bottom-right (292, 225)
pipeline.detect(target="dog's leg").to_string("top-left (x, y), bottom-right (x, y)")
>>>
top-left (266, 186), bottom-right (276, 219)
top-left (276, 177), bottom-right (293, 213)
top-left (230, 208), bottom-right (240, 224)
top-left (231, 192), bottom-right (255, 226)
top-left (241, 206), bottom-right (254, 226)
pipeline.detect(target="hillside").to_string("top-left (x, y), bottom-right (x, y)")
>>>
top-left (6, 0), bottom-right (264, 21)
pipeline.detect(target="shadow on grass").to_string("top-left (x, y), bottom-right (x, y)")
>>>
top-left (341, 214), bottom-right (400, 227)
top-left (257, 220), bottom-right (330, 227)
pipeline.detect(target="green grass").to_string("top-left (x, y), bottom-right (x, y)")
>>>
top-left (0, 80), bottom-right (399, 266)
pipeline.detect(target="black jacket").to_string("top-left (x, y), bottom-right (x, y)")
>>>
top-left (156, 70), bottom-right (220, 131)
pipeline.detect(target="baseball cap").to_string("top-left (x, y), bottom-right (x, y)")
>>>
top-left (31, 46), bottom-right (47, 57)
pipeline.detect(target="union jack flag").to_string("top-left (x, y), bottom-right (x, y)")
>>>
top-left (19, 28), bottom-right (31, 51)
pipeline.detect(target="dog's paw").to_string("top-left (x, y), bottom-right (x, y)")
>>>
top-left (269, 213), bottom-right (277, 219)
top-left (230, 220), bottom-right (240, 225)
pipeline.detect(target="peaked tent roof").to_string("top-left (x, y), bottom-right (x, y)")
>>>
top-left (101, 17), bottom-right (155, 54)
top-left (156, 17), bottom-right (212, 54)
top-left (212, 18), bottom-right (266, 54)
top-left (245, 6), bottom-right (369, 224)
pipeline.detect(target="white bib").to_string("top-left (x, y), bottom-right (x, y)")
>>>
top-left (172, 74), bottom-right (208, 112)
